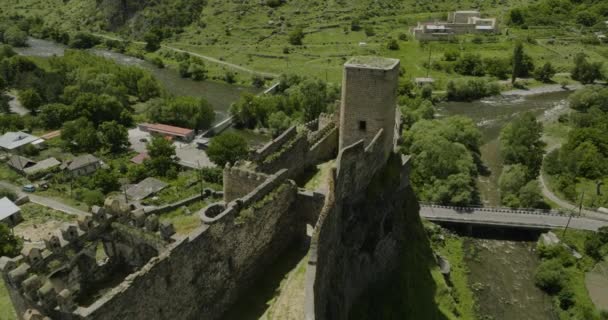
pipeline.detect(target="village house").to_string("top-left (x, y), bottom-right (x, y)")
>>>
top-left (138, 123), bottom-right (195, 142)
top-left (0, 132), bottom-right (45, 153)
top-left (63, 154), bottom-right (103, 177)
top-left (0, 197), bottom-right (23, 227)
top-left (413, 10), bottom-right (498, 41)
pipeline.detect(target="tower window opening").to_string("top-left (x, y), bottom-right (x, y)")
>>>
top-left (359, 121), bottom-right (367, 131)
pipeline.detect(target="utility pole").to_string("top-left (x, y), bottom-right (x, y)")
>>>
top-left (563, 190), bottom-right (584, 237)
top-left (197, 161), bottom-right (204, 199)
top-left (426, 43), bottom-right (432, 78)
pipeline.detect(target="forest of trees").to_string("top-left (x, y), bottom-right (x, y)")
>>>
top-left (230, 74), bottom-right (340, 135)
top-left (498, 113), bottom-right (547, 208)
top-left (544, 86), bottom-right (608, 204)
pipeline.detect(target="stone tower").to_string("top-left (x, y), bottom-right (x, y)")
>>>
top-left (338, 56), bottom-right (400, 158)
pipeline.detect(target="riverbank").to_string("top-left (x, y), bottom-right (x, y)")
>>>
top-left (501, 83), bottom-right (583, 97)
top-left (15, 38), bottom-right (259, 122)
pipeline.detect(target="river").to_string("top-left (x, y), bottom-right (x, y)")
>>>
top-left (439, 91), bottom-right (572, 206)
top-left (15, 38), bottom-right (259, 122)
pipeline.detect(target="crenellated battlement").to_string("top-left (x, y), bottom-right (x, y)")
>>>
top-left (223, 162), bottom-right (270, 202)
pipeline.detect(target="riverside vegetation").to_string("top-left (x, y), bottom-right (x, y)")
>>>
top-left (0, 0), bottom-right (606, 93)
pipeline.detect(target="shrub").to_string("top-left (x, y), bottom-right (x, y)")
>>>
top-left (446, 78), bottom-right (500, 101)
top-left (3, 26), bottom-right (28, 47)
top-left (0, 188), bottom-right (17, 201)
top-left (535, 259), bottom-right (567, 294)
top-left (443, 49), bottom-right (460, 62)
top-left (398, 33), bottom-right (408, 41)
top-left (207, 132), bottom-right (249, 167)
top-left (200, 167), bottom-right (223, 184)
top-left (364, 25), bottom-right (375, 36)
top-left (558, 288), bottom-right (575, 310)
top-left (534, 62), bottom-right (556, 83)
top-left (351, 19), bottom-right (361, 31)
top-left (386, 39), bottom-right (399, 50)
top-left (288, 27), bottom-right (304, 45)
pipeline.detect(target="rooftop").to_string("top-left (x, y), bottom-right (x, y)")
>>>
top-left (7, 155), bottom-right (36, 171)
top-left (0, 131), bottom-right (40, 150)
top-left (126, 177), bottom-right (168, 201)
top-left (67, 154), bottom-right (101, 171)
top-left (141, 123), bottom-right (194, 137)
top-left (345, 56), bottom-right (400, 70)
top-left (0, 197), bottom-right (20, 221)
top-left (24, 157), bottom-right (61, 175)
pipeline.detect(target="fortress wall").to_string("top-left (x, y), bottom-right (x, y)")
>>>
top-left (295, 190), bottom-right (326, 226)
top-left (305, 139), bottom-right (415, 320)
top-left (223, 165), bottom-right (269, 202)
top-left (252, 126), bottom-right (297, 162)
top-left (256, 133), bottom-right (310, 177)
top-left (308, 127), bottom-right (339, 166)
top-left (75, 179), bottom-right (300, 320)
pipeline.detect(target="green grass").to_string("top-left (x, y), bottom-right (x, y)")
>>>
top-left (158, 200), bottom-right (208, 234)
top-left (543, 229), bottom-right (605, 319)
top-left (4, 0), bottom-right (607, 89)
top-left (18, 202), bottom-right (75, 224)
top-left (0, 280), bottom-right (16, 320)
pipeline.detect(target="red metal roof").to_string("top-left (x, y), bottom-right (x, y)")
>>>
top-left (130, 152), bottom-right (150, 165)
top-left (145, 123), bottom-right (193, 137)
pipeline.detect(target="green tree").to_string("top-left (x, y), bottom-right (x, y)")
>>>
top-left (149, 96), bottom-right (215, 130)
top-left (189, 63), bottom-right (208, 81)
top-left (499, 164), bottom-right (528, 195)
top-left (18, 89), bottom-right (42, 113)
top-left (268, 111), bottom-right (291, 137)
top-left (137, 74), bottom-right (161, 102)
top-left (518, 180), bottom-right (543, 208)
top-left (207, 132), bottom-right (248, 167)
top-left (455, 53), bottom-right (485, 76)
top-left (572, 53), bottom-right (604, 85)
top-left (0, 223), bottom-right (21, 257)
top-left (508, 8), bottom-right (525, 25)
top-left (500, 112), bottom-right (546, 178)
top-left (99, 121), bottom-right (129, 153)
top-left (145, 136), bottom-right (177, 177)
top-left (179, 60), bottom-right (190, 78)
top-left (88, 169), bottom-right (120, 194)
top-left (534, 62), bottom-right (556, 83)
top-left (3, 26), bottom-right (27, 47)
top-left (288, 27), bottom-right (304, 45)
top-left (386, 39), bottom-right (399, 50)
top-left (61, 117), bottom-right (100, 152)
top-left (38, 103), bottom-right (75, 129)
top-left (144, 30), bottom-right (162, 52)
top-left (512, 42), bottom-right (534, 83)
top-left (576, 11), bottom-right (598, 27)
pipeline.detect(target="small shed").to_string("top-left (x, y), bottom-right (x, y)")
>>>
top-left (0, 197), bottom-right (23, 227)
top-left (415, 77), bottom-right (435, 86)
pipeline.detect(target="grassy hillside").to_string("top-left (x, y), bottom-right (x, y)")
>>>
top-left (2, 0), bottom-right (607, 86)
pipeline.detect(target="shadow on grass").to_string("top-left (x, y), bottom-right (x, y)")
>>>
top-left (220, 243), bottom-right (308, 320)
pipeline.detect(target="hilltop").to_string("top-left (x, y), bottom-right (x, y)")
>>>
top-left (2, 0), bottom-right (607, 85)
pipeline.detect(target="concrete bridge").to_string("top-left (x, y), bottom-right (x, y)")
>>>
top-left (420, 204), bottom-right (608, 232)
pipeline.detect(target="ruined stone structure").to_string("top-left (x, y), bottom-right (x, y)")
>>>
top-left (1, 56), bottom-right (418, 320)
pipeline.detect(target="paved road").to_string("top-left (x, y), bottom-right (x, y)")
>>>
top-left (420, 205), bottom-right (608, 231)
top-left (0, 181), bottom-right (90, 216)
top-left (92, 33), bottom-right (278, 78)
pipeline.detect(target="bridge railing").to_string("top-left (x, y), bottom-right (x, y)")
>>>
top-left (419, 202), bottom-right (572, 217)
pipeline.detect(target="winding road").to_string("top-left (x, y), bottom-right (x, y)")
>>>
top-left (0, 181), bottom-right (89, 216)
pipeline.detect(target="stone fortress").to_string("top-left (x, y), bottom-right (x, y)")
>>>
top-left (1, 56), bottom-right (419, 320)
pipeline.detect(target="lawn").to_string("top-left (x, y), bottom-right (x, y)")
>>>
top-left (4, 0), bottom-right (607, 89)
top-left (0, 280), bottom-right (16, 320)
top-left (158, 200), bottom-right (210, 235)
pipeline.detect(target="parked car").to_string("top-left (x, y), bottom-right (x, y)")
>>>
top-left (22, 185), bottom-right (36, 193)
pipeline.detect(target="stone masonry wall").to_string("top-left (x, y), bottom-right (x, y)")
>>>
top-left (339, 59), bottom-right (400, 159)
top-left (305, 139), bottom-right (414, 320)
top-left (223, 165), bottom-right (269, 202)
top-left (71, 174), bottom-right (301, 320)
